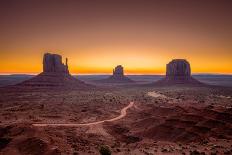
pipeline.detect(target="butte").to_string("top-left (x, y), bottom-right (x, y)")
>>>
top-left (18, 53), bottom-right (90, 89)
top-left (155, 59), bottom-right (202, 85)
top-left (97, 65), bottom-right (134, 83)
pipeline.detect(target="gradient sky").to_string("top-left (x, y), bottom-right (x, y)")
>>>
top-left (0, 0), bottom-right (232, 74)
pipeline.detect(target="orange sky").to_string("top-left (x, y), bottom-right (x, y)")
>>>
top-left (0, 0), bottom-right (232, 74)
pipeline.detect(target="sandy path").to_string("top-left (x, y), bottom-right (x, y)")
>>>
top-left (147, 91), bottom-right (167, 98)
top-left (33, 102), bottom-right (134, 127)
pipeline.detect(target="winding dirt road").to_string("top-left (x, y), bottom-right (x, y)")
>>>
top-left (33, 102), bottom-right (134, 127)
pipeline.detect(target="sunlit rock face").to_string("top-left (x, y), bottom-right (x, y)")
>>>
top-left (166, 59), bottom-right (191, 80)
top-left (43, 53), bottom-right (69, 74)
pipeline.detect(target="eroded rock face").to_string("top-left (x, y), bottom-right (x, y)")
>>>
top-left (43, 53), bottom-right (69, 74)
top-left (166, 59), bottom-right (191, 80)
top-left (107, 65), bottom-right (133, 83)
top-left (113, 65), bottom-right (124, 77)
top-left (97, 65), bottom-right (133, 83)
top-left (17, 52), bottom-right (90, 88)
top-left (155, 59), bottom-right (201, 85)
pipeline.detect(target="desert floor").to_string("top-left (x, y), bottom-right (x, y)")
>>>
top-left (0, 85), bottom-right (232, 155)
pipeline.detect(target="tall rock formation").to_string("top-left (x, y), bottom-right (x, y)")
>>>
top-left (156, 59), bottom-right (201, 85)
top-left (97, 65), bottom-right (134, 83)
top-left (166, 59), bottom-right (191, 80)
top-left (43, 53), bottom-right (69, 74)
top-left (113, 65), bottom-right (124, 78)
top-left (18, 52), bottom-right (89, 88)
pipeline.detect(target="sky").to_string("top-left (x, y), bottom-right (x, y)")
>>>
top-left (0, 0), bottom-right (232, 74)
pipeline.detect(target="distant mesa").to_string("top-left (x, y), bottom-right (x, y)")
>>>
top-left (18, 52), bottom-right (89, 88)
top-left (113, 65), bottom-right (124, 78)
top-left (166, 59), bottom-right (191, 81)
top-left (97, 65), bottom-right (134, 83)
top-left (43, 53), bottom-right (69, 74)
top-left (156, 59), bottom-right (201, 85)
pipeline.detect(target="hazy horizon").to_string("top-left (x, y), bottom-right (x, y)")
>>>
top-left (0, 72), bottom-right (232, 76)
top-left (1, 0), bottom-right (232, 74)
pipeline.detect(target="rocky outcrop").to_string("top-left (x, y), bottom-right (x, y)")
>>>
top-left (43, 53), bottom-right (69, 74)
top-left (113, 65), bottom-right (124, 77)
top-left (166, 59), bottom-right (191, 80)
top-left (97, 65), bottom-right (134, 83)
top-left (156, 59), bottom-right (201, 85)
top-left (18, 52), bottom-right (90, 88)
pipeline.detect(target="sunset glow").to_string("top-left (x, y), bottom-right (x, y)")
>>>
top-left (1, 0), bottom-right (232, 74)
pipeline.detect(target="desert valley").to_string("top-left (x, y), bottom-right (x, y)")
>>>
top-left (1, 1), bottom-right (232, 154)
top-left (0, 53), bottom-right (231, 155)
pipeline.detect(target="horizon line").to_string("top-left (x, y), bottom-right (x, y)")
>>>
top-left (0, 72), bottom-right (232, 76)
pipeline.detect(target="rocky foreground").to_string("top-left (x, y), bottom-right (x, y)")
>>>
top-left (0, 85), bottom-right (231, 155)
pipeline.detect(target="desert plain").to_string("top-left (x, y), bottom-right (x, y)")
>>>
top-left (0, 78), bottom-right (232, 155)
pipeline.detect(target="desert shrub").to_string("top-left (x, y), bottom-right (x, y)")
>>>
top-left (161, 148), bottom-right (168, 152)
top-left (210, 152), bottom-right (217, 155)
top-left (190, 150), bottom-right (206, 155)
top-left (99, 145), bottom-right (111, 155)
top-left (0, 138), bottom-right (12, 150)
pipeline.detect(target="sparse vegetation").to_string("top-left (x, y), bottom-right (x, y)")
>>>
top-left (190, 150), bottom-right (206, 155)
top-left (99, 145), bottom-right (111, 155)
top-left (0, 84), bottom-right (231, 154)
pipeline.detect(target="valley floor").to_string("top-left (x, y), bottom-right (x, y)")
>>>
top-left (0, 85), bottom-right (232, 154)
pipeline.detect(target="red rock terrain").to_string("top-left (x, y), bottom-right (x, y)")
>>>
top-left (0, 85), bottom-right (231, 155)
top-left (0, 57), bottom-right (231, 154)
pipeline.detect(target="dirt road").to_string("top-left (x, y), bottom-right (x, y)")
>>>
top-left (33, 102), bottom-right (134, 127)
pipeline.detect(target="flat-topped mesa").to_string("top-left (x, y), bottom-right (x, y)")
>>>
top-left (155, 59), bottom-right (202, 85)
top-left (166, 59), bottom-right (191, 80)
top-left (112, 65), bottom-right (124, 78)
top-left (43, 53), bottom-right (69, 74)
